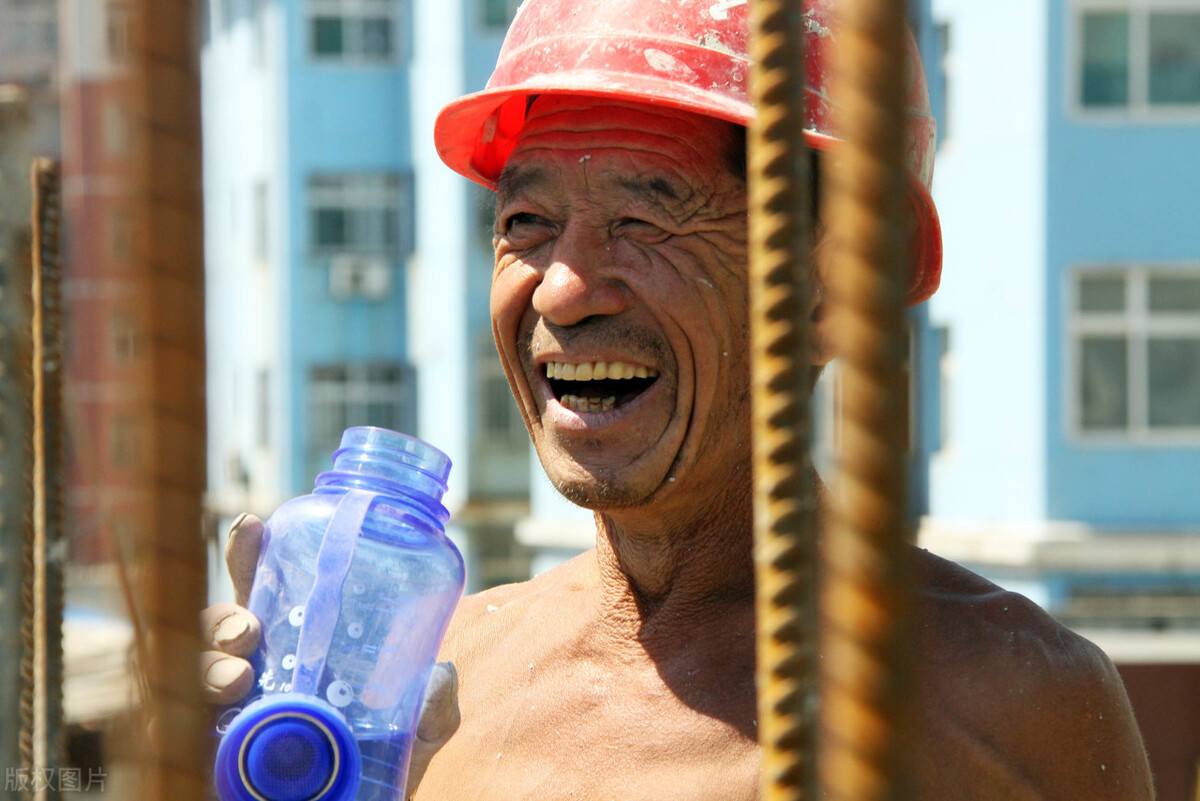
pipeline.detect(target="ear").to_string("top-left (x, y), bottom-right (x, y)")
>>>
top-left (810, 230), bottom-right (836, 367)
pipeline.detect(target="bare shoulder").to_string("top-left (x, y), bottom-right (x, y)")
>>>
top-left (438, 549), bottom-right (595, 670)
top-left (915, 550), bottom-right (1153, 800)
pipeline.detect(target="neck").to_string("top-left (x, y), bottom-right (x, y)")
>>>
top-left (592, 467), bottom-right (756, 633)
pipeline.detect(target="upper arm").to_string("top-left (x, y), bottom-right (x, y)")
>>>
top-left (1015, 636), bottom-right (1154, 801)
top-left (916, 563), bottom-right (1155, 801)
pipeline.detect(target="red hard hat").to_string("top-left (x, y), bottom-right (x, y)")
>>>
top-left (435, 0), bottom-right (941, 305)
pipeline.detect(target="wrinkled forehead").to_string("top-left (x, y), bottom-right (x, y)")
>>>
top-left (500, 95), bottom-right (742, 197)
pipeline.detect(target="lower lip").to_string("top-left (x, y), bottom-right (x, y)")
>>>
top-left (541, 380), bottom-right (660, 432)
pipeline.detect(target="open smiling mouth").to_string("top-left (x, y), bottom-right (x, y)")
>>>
top-left (545, 360), bottom-right (659, 414)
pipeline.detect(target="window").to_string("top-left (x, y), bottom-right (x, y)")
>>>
top-left (1074, 0), bottom-right (1200, 114)
top-left (477, 335), bottom-right (524, 442)
top-left (107, 207), bottom-right (132, 262)
top-left (934, 21), bottom-right (952, 143)
top-left (110, 313), bottom-right (141, 365)
top-left (106, 1), bottom-right (130, 63)
top-left (308, 0), bottom-right (400, 62)
top-left (253, 0), bottom-right (267, 67)
top-left (480, 0), bottom-right (521, 30)
top-left (111, 416), bottom-right (140, 468)
top-left (1071, 267), bottom-right (1200, 440)
top-left (104, 101), bottom-right (129, 157)
top-left (256, 368), bottom-right (270, 449)
top-left (308, 173), bottom-right (410, 256)
top-left (307, 363), bottom-right (417, 480)
top-left (253, 180), bottom-right (269, 265)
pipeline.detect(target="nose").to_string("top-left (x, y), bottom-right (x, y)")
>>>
top-left (530, 222), bottom-right (630, 327)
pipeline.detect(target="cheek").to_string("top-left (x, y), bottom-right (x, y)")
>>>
top-left (656, 246), bottom-right (749, 354)
top-left (490, 260), bottom-right (537, 335)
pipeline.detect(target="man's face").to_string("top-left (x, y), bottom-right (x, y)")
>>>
top-left (490, 97), bottom-right (751, 511)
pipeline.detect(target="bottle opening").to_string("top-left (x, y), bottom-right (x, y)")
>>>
top-left (335, 427), bottom-right (452, 485)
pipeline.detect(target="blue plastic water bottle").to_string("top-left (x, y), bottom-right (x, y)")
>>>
top-left (213, 427), bottom-right (465, 801)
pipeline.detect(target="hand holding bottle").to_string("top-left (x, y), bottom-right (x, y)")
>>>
top-left (200, 508), bottom-right (462, 799)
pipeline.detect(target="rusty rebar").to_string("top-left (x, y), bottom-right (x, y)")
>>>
top-left (748, 0), bottom-right (821, 798)
top-left (118, 0), bottom-right (210, 796)
top-left (820, 0), bottom-right (917, 799)
top-left (31, 157), bottom-right (66, 801)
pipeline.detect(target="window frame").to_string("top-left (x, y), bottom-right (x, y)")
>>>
top-left (307, 0), bottom-right (405, 64)
top-left (306, 172), bottom-right (411, 258)
top-left (1067, 264), bottom-right (1200, 445)
top-left (306, 362), bottom-right (417, 480)
top-left (1069, 0), bottom-right (1200, 121)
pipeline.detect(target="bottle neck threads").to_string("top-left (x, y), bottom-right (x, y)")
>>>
top-left (314, 427), bottom-right (451, 525)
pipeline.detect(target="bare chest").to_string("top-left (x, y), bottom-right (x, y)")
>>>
top-left (417, 656), bottom-right (761, 801)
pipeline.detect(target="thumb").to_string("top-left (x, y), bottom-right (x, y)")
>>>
top-left (405, 661), bottom-right (461, 798)
top-left (224, 513), bottom-right (265, 606)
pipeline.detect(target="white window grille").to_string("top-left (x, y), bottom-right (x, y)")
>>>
top-left (477, 335), bottom-right (525, 442)
top-left (308, 173), bottom-right (408, 256)
top-left (307, 363), bottom-right (417, 480)
top-left (308, 0), bottom-right (402, 62)
top-left (1070, 266), bottom-right (1200, 442)
top-left (1072, 0), bottom-right (1200, 116)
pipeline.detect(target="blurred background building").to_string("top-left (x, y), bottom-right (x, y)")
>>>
top-left (915, 1), bottom-right (1200, 798)
top-left (200, 0), bottom-right (541, 599)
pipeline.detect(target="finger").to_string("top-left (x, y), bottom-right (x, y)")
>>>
top-left (200, 651), bottom-right (256, 705)
top-left (225, 513), bottom-right (264, 606)
top-left (405, 662), bottom-right (461, 798)
top-left (199, 602), bottom-right (261, 658)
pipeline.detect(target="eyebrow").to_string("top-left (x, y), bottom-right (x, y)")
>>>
top-left (616, 175), bottom-right (680, 203)
top-left (497, 162), bottom-right (684, 205)
top-left (496, 164), bottom-right (549, 207)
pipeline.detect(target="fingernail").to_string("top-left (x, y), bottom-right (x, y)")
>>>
top-left (204, 657), bottom-right (246, 689)
top-left (212, 613), bottom-right (250, 647)
top-left (228, 512), bottom-right (249, 536)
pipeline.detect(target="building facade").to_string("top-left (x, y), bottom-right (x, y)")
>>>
top-left (204, 0), bottom-right (539, 597)
top-left (919, 0), bottom-right (1200, 796)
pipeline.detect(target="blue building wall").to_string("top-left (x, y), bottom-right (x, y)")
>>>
top-left (281, 0), bottom-right (415, 492)
top-left (926, 0), bottom-right (1050, 524)
top-left (1044, 0), bottom-right (1200, 528)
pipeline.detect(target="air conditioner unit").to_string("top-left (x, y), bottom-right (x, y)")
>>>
top-left (329, 254), bottom-right (392, 300)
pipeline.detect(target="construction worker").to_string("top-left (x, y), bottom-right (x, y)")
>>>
top-left (203, 0), bottom-right (1154, 797)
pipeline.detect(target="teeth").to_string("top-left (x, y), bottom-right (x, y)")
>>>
top-left (544, 360), bottom-right (659, 382)
top-left (560, 394), bottom-right (618, 413)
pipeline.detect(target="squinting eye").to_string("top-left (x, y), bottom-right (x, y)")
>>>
top-left (504, 212), bottom-right (543, 232)
top-left (615, 217), bottom-right (669, 241)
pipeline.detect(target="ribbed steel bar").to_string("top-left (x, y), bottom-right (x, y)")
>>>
top-left (0, 87), bottom-right (36, 796)
top-left (747, 0), bottom-right (820, 798)
top-left (119, 0), bottom-right (210, 796)
top-left (820, 0), bottom-right (916, 799)
top-left (31, 158), bottom-right (66, 801)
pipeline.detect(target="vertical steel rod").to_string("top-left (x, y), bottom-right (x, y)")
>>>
top-left (31, 158), bottom-right (66, 801)
top-left (120, 0), bottom-right (210, 796)
top-left (748, 0), bottom-right (820, 798)
top-left (820, 0), bottom-right (916, 798)
top-left (0, 87), bottom-right (37, 797)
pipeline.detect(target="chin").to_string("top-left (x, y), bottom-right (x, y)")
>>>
top-left (547, 464), bottom-right (662, 511)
